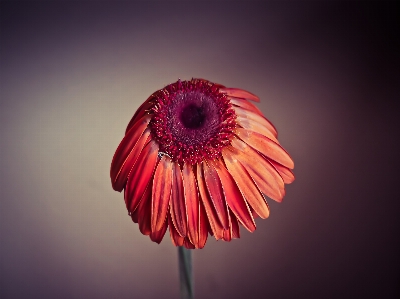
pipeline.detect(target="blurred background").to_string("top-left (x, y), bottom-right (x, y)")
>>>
top-left (1, 1), bottom-right (398, 298)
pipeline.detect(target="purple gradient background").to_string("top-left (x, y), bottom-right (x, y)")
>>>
top-left (1, 1), bottom-right (399, 298)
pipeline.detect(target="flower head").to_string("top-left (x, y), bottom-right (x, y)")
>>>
top-left (111, 78), bottom-right (294, 249)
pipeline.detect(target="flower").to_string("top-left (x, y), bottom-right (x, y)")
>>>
top-left (110, 78), bottom-right (294, 249)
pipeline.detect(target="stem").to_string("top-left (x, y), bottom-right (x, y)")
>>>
top-left (178, 246), bottom-right (193, 299)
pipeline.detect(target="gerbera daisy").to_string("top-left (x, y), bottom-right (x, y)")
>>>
top-left (110, 78), bottom-right (294, 249)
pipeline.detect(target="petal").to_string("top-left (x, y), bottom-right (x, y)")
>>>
top-left (111, 115), bottom-right (151, 191)
top-left (236, 127), bottom-right (294, 169)
top-left (170, 162), bottom-right (187, 237)
top-left (125, 96), bottom-right (155, 134)
top-left (125, 140), bottom-right (159, 213)
top-left (269, 160), bottom-right (295, 184)
top-left (229, 97), bottom-right (263, 116)
top-left (202, 161), bottom-right (229, 230)
top-left (233, 106), bottom-right (278, 138)
top-left (198, 201), bottom-right (208, 249)
top-left (209, 159), bottom-right (256, 233)
top-left (222, 148), bottom-right (270, 219)
top-left (236, 115), bottom-right (279, 144)
top-left (150, 217), bottom-right (168, 244)
top-left (196, 163), bottom-right (224, 240)
top-left (151, 155), bottom-right (173, 232)
top-left (220, 88), bottom-right (260, 102)
top-left (230, 211), bottom-right (240, 239)
top-left (168, 213), bottom-right (184, 246)
top-left (137, 182), bottom-right (152, 236)
top-left (230, 137), bottom-right (285, 202)
top-left (184, 238), bottom-right (195, 249)
top-left (182, 164), bottom-right (200, 248)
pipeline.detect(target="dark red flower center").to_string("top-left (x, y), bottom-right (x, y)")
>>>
top-left (150, 79), bottom-right (236, 164)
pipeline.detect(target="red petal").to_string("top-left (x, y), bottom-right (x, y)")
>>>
top-left (125, 96), bottom-right (154, 134)
top-left (220, 88), bottom-right (260, 102)
top-left (269, 160), bottom-right (295, 184)
top-left (230, 137), bottom-right (285, 202)
top-left (125, 140), bottom-right (159, 213)
top-left (196, 163), bottom-right (224, 240)
top-left (222, 148), bottom-right (270, 219)
top-left (151, 155), bottom-right (173, 232)
top-left (236, 128), bottom-right (294, 169)
top-left (184, 238), bottom-right (195, 249)
top-left (202, 161), bottom-right (229, 230)
top-left (137, 183), bottom-right (152, 236)
top-left (111, 115), bottom-right (151, 191)
top-left (230, 211), bottom-right (240, 239)
top-left (150, 217), bottom-right (168, 244)
top-left (170, 162), bottom-right (187, 237)
top-left (229, 97), bottom-right (263, 116)
top-left (198, 201), bottom-right (208, 249)
top-left (169, 214), bottom-right (184, 246)
top-left (209, 159), bottom-right (256, 233)
top-left (182, 164), bottom-right (200, 248)
top-left (233, 106), bottom-right (278, 138)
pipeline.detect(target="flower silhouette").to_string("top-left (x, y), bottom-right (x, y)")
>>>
top-left (111, 79), bottom-right (294, 249)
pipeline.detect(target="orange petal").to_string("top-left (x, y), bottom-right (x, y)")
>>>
top-left (151, 155), bottom-right (173, 232)
top-left (168, 214), bottom-right (184, 246)
top-left (125, 96), bottom-right (154, 135)
top-left (182, 164), bottom-right (200, 248)
top-left (230, 137), bottom-right (285, 202)
top-left (196, 163), bottom-right (224, 240)
top-left (236, 128), bottom-right (294, 169)
top-left (236, 115), bottom-right (279, 143)
top-left (269, 160), bottom-right (295, 184)
top-left (222, 148), bottom-right (270, 219)
top-left (184, 238), bottom-right (195, 249)
top-left (150, 217), bottom-right (168, 244)
top-left (137, 183), bottom-right (152, 236)
top-left (170, 162), bottom-right (187, 237)
top-left (229, 97), bottom-right (263, 116)
top-left (125, 140), bottom-right (159, 213)
top-left (233, 107), bottom-right (277, 138)
top-left (111, 115), bottom-right (151, 191)
top-left (220, 88), bottom-right (260, 102)
top-left (209, 159), bottom-right (256, 233)
top-left (202, 161), bottom-right (230, 230)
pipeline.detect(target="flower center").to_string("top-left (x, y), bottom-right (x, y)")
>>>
top-left (150, 79), bottom-right (236, 164)
top-left (180, 103), bottom-right (205, 129)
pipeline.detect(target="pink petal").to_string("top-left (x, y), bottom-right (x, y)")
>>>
top-left (229, 97), bottom-right (263, 116)
top-left (111, 115), bottom-right (151, 191)
top-left (125, 140), bottom-right (159, 213)
top-left (220, 88), bottom-right (260, 102)
top-left (235, 128), bottom-right (294, 169)
top-left (182, 164), bottom-right (200, 248)
top-left (230, 137), bottom-right (285, 202)
top-left (169, 214), bottom-right (184, 246)
top-left (269, 160), bottom-right (295, 184)
top-left (209, 159), bottom-right (256, 233)
top-left (151, 155), bottom-right (173, 232)
top-left (196, 163), bottom-right (224, 240)
top-left (170, 162), bottom-right (188, 237)
top-left (202, 161), bottom-right (230, 230)
top-left (233, 107), bottom-right (278, 138)
top-left (222, 148), bottom-right (270, 219)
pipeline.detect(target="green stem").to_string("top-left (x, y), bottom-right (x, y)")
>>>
top-left (178, 246), bottom-right (193, 299)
